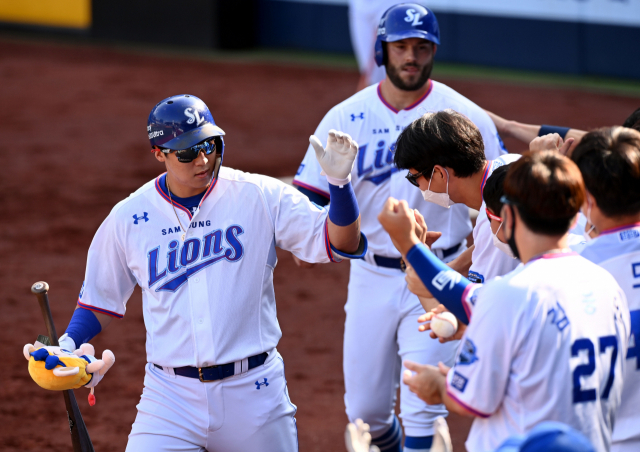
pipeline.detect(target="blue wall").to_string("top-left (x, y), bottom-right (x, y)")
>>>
top-left (257, 0), bottom-right (640, 79)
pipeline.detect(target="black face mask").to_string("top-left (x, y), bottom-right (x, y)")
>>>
top-left (505, 204), bottom-right (521, 260)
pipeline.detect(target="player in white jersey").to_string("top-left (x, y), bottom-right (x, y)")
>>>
top-left (380, 151), bottom-right (630, 452)
top-left (571, 127), bottom-right (640, 452)
top-left (393, 110), bottom-right (519, 322)
top-left (41, 94), bottom-right (368, 452)
top-left (293, 5), bottom-right (505, 451)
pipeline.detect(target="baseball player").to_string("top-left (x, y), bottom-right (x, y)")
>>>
top-left (380, 151), bottom-right (630, 452)
top-left (293, 5), bottom-right (507, 451)
top-left (393, 109), bottom-right (520, 320)
top-left (571, 127), bottom-right (640, 452)
top-left (45, 94), bottom-right (367, 452)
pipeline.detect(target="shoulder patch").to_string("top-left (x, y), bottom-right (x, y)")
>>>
top-left (450, 371), bottom-right (469, 392)
top-left (457, 339), bottom-right (479, 366)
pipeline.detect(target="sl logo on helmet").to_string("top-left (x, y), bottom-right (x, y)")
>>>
top-left (184, 107), bottom-right (205, 126)
top-left (405, 8), bottom-right (424, 26)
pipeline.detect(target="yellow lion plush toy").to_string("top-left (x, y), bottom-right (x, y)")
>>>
top-left (24, 341), bottom-right (115, 405)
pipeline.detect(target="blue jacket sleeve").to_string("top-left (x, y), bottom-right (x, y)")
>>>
top-left (405, 243), bottom-right (471, 325)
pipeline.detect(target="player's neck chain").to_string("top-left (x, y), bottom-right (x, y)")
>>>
top-left (166, 178), bottom-right (187, 241)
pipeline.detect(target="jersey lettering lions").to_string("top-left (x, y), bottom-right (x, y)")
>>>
top-left (294, 80), bottom-right (506, 260)
top-left (77, 167), bottom-right (349, 368)
top-left (581, 223), bottom-right (640, 452)
top-left (447, 252), bottom-right (630, 452)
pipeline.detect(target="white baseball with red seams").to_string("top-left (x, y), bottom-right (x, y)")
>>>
top-left (430, 312), bottom-right (458, 339)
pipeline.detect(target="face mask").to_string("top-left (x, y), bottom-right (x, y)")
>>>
top-left (492, 222), bottom-right (516, 258)
top-left (421, 167), bottom-right (455, 209)
top-left (582, 197), bottom-right (596, 241)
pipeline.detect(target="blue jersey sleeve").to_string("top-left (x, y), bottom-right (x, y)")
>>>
top-left (405, 243), bottom-right (471, 325)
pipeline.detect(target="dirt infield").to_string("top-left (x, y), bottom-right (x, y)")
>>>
top-left (1, 35), bottom-right (638, 452)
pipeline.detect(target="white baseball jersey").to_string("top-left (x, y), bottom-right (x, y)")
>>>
top-left (447, 252), bottom-right (630, 452)
top-left (467, 154), bottom-right (521, 285)
top-left (294, 81), bottom-right (506, 260)
top-left (77, 168), bottom-right (358, 368)
top-left (580, 223), bottom-right (640, 451)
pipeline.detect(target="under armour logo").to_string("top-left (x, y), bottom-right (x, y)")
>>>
top-left (133, 213), bottom-right (149, 224)
top-left (351, 112), bottom-right (364, 121)
top-left (255, 378), bottom-right (269, 390)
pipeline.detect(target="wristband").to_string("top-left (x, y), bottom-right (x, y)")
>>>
top-left (325, 174), bottom-right (351, 188)
top-left (406, 243), bottom-right (470, 324)
top-left (328, 182), bottom-right (359, 226)
top-left (539, 125), bottom-right (570, 139)
top-left (64, 307), bottom-right (102, 349)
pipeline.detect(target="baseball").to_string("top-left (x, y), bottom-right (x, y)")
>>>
top-left (430, 312), bottom-right (458, 338)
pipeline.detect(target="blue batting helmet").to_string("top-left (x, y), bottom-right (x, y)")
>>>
top-left (495, 422), bottom-right (595, 452)
top-left (147, 94), bottom-right (225, 154)
top-left (374, 3), bottom-right (440, 67)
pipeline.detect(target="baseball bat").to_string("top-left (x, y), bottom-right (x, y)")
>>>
top-left (31, 281), bottom-right (96, 452)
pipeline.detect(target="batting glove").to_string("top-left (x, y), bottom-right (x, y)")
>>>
top-left (310, 129), bottom-right (358, 187)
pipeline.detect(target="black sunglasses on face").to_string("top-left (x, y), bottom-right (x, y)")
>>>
top-left (405, 168), bottom-right (429, 187)
top-left (161, 139), bottom-right (216, 163)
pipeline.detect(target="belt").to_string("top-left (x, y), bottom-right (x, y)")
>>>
top-left (373, 242), bottom-right (461, 270)
top-left (154, 352), bottom-right (268, 382)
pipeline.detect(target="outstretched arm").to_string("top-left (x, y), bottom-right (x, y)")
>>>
top-left (486, 109), bottom-right (585, 156)
top-left (378, 198), bottom-right (474, 325)
top-left (311, 130), bottom-right (362, 254)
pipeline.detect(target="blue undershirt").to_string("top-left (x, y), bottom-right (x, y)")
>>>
top-left (158, 174), bottom-right (205, 215)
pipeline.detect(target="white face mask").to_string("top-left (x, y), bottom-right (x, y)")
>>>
top-left (492, 222), bottom-right (516, 258)
top-left (582, 197), bottom-right (596, 242)
top-left (421, 167), bottom-right (455, 209)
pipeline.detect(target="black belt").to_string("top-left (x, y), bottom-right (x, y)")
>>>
top-left (373, 243), bottom-right (462, 270)
top-left (154, 352), bottom-right (268, 382)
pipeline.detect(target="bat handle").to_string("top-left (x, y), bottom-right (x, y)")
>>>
top-left (31, 281), bottom-right (60, 347)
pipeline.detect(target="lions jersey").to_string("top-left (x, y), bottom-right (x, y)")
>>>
top-left (293, 80), bottom-right (506, 261)
top-left (467, 154), bottom-right (521, 285)
top-left (447, 252), bottom-right (630, 452)
top-left (580, 223), bottom-right (640, 451)
top-left (77, 167), bottom-right (361, 368)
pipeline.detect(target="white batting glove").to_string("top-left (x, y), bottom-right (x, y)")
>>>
top-left (309, 129), bottom-right (358, 187)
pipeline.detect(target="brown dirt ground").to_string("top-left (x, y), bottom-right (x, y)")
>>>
top-left (1, 35), bottom-right (638, 452)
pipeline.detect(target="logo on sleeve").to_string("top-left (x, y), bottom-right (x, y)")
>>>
top-left (457, 339), bottom-right (479, 366)
top-left (133, 213), bottom-right (149, 224)
top-left (451, 371), bottom-right (468, 392)
top-left (432, 270), bottom-right (462, 291)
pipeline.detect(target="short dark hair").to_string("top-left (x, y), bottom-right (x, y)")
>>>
top-left (571, 126), bottom-right (640, 218)
top-left (482, 164), bottom-right (510, 215)
top-left (622, 107), bottom-right (640, 132)
top-left (394, 109), bottom-right (486, 178)
top-left (504, 151), bottom-right (585, 235)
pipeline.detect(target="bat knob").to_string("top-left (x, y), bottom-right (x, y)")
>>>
top-left (31, 281), bottom-right (49, 294)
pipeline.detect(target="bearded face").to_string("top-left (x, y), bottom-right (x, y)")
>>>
top-left (384, 39), bottom-right (435, 91)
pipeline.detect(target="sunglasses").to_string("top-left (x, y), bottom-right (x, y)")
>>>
top-left (160, 139), bottom-right (216, 163)
top-left (405, 168), bottom-right (429, 187)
